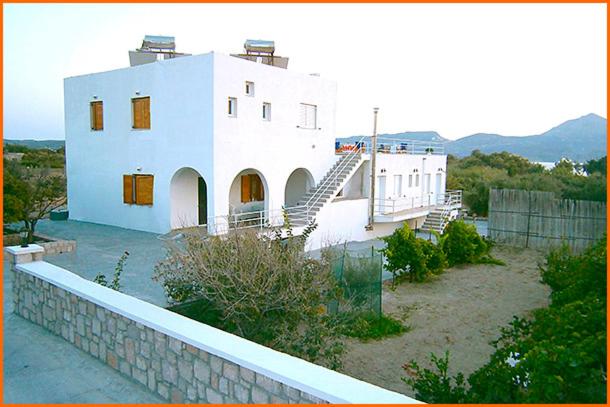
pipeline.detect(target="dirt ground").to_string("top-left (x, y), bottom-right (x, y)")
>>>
top-left (340, 245), bottom-right (551, 396)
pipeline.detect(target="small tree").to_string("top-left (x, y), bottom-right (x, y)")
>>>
top-left (3, 159), bottom-right (66, 242)
top-left (380, 223), bottom-right (429, 283)
top-left (441, 220), bottom-right (491, 267)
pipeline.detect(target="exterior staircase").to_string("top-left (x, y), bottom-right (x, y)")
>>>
top-left (420, 190), bottom-right (463, 234)
top-left (285, 151), bottom-right (365, 226)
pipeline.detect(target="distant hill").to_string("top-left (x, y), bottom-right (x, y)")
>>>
top-left (4, 139), bottom-right (65, 151)
top-left (338, 114), bottom-right (607, 163)
top-left (446, 114), bottom-right (607, 162)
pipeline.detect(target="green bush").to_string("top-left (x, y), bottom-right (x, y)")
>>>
top-left (380, 223), bottom-right (429, 282)
top-left (441, 220), bottom-right (492, 266)
top-left (419, 239), bottom-right (447, 275)
top-left (340, 312), bottom-right (407, 341)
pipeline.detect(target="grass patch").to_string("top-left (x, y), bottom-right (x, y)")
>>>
top-left (341, 312), bottom-right (408, 341)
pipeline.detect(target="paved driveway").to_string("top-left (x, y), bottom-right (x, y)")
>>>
top-left (35, 219), bottom-right (168, 306)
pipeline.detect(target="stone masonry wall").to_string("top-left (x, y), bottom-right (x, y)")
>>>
top-left (34, 233), bottom-right (77, 256)
top-left (10, 266), bottom-right (325, 404)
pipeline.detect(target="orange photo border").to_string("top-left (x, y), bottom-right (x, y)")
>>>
top-left (0, 1), bottom-right (607, 406)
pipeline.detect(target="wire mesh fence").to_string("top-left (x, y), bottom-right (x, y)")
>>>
top-left (328, 250), bottom-right (383, 316)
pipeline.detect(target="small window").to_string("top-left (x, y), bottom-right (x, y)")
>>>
top-left (228, 97), bottom-right (237, 117)
top-left (245, 81), bottom-right (254, 96)
top-left (415, 174), bottom-right (420, 187)
top-left (90, 101), bottom-right (104, 131)
top-left (132, 97), bottom-right (150, 129)
top-left (299, 103), bottom-right (317, 129)
top-left (123, 174), bottom-right (154, 205)
top-left (408, 174), bottom-right (413, 188)
top-left (262, 103), bottom-right (271, 121)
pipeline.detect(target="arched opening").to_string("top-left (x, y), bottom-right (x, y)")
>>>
top-left (228, 168), bottom-right (269, 217)
top-left (285, 168), bottom-right (314, 207)
top-left (170, 168), bottom-right (207, 229)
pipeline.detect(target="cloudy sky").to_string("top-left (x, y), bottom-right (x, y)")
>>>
top-left (3, 3), bottom-right (606, 140)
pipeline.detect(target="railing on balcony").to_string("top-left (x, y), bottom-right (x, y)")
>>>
top-left (374, 190), bottom-right (462, 216)
top-left (336, 137), bottom-right (445, 156)
top-left (196, 205), bottom-right (311, 236)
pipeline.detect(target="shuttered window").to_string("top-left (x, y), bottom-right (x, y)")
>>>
top-left (90, 101), bottom-right (104, 131)
top-left (240, 174), bottom-right (264, 203)
top-left (123, 175), bottom-right (134, 204)
top-left (299, 103), bottom-right (317, 129)
top-left (228, 97), bottom-right (237, 117)
top-left (123, 174), bottom-right (154, 205)
top-left (132, 97), bottom-right (151, 129)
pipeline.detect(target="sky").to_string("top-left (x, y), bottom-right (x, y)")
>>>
top-left (3, 3), bottom-right (607, 141)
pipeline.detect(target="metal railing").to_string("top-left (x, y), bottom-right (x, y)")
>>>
top-left (302, 136), bottom-right (366, 217)
top-left (336, 137), bottom-right (445, 156)
top-left (374, 190), bottom-right (462, 216)
top-left (197, 205), bottom-right (311, 235)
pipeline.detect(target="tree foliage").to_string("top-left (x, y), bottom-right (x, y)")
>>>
top-left (447, 151), bottom-right (607, 216)
top-left (3, 158), bottom-right (66, 241)
top-left (404, 237), bottom-right (607, 403)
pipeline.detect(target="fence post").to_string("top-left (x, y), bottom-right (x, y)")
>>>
top-left (525, 190), bottom-right (532, 248)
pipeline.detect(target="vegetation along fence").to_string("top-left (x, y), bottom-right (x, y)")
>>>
top-left (329, 250), bottom-right (383, 316)
top-left (488, 188), bottom-right (606, 252)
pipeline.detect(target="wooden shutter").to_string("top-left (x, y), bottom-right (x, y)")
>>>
top-left (91, 101), bottom-right (103, 130)
top-left (123, 175), bottom-right (134, 204)
top-left (250, 174), bottom-right (264, 201)
top-left (135, 175), bottom-right (154, 205)
top-left (132, 97), bottom-right (150, 129)
top-left (241, 175), bottom-right (251, 203)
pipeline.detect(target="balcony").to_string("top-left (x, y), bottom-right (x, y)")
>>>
top-left (374, 190), bottom-right (462, 223)
top-left (336, 137), bottom-right (445, 156)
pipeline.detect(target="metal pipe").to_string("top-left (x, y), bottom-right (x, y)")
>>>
top-left (367, 107), bottom-right (379, 230)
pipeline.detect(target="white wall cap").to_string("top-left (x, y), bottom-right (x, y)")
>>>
top-left (16, 261), bottom-right (421, 404)
top-left (5, 244), bottom-right (45, 255)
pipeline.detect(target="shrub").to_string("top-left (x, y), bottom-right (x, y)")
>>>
top-left (154, 222), bottom-right (346, 369)
top-left (93, 251), bottom-right (129, 292)
top-left (402, 351), bottom-right (467, 403)
top-left (419, 239), bottom-right (447, 275)
top-left (380, 223), bottom-right (429, 282)
top-left (339, 311), bottom-right (407, 341)
top-left (441, 220), bottom-right (492, 266)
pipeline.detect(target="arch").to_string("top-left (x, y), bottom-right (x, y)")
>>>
top-left (170, 167), bottom-right (208, 229)
top-left (284, 168), bottom-right (314, 207)
top-left (228, 168), bottom-right (270, 215)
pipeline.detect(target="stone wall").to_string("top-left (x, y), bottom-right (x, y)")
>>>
top-left (5, 245), bottom-right (417, 404)
top-left (34, 233), bottom-right (77, 256)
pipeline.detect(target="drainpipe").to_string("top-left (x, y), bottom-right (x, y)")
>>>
top-left (366, 107), bottom-right (379, 230)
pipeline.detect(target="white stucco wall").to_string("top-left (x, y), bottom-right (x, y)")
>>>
top-left (211, 53), bottom-right (337, 221)
top-left (170, 167), bottom-right (203, 229)
top-left (65, 53), bottom-right (215, 233)
top-left (285, 168), bottom-right (314, 206)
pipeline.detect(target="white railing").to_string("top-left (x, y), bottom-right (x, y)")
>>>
top-left (336, 137), bottom-right (445, 156)
top-left (303, 136), bottom-right (366, 214)
top-left (373, 190), bottom-right (462, 216)
top-left (190, 205), bottom-right (311, 236)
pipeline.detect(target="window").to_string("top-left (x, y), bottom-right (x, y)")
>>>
top-left (245, 81), bottom-right (254, 96)
top-left (299, 103), bottom-right (317, 129)
top-left (408, 174), bottom-right (413, 188)
top-left (228, 97), bottom-right (237, 117)
top-left (424, 174), bottom-right (431, 194)
top-left (132, 97), bottom-right (150, 129)
top-left (262, 102), bottom-right (271, 121)
top-left (123, 174), bottom-right (154, 205)
top-left (90, 101), bottom-right (103, 131)
top-left (415, 174), bottom-right (420, 187)
top-left (393, 175), bottom-right (402, 196)
top-left (241, 174), bottom-right (264, 203)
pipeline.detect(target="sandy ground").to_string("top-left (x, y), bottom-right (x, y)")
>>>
top-left (340, 245), bottom-right (551, 396)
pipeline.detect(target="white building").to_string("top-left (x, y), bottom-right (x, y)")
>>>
top-left (64, 37), bottom-right (460, 250)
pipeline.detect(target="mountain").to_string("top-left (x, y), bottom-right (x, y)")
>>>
top-left (446, 114), bottom-right (607, 162)
top-left (338, 114), bottom-right (607, 163)
top-left (4, 139), bottom-right (65, 150)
